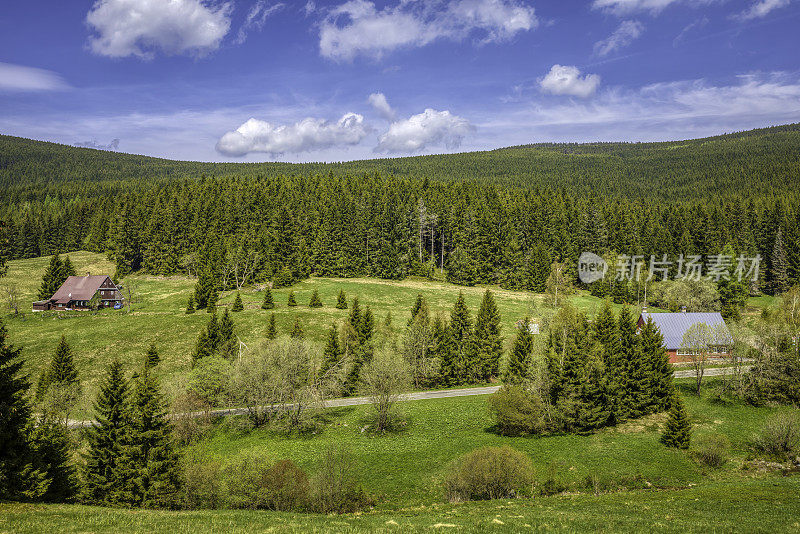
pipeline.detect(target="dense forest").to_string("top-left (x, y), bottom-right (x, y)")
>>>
top-left (1, 124), bottom-right (799, 295)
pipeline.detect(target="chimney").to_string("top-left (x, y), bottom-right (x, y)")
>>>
top-left (641, 305), bottom-right (648, 313)
top-left (680, 306), bottom-right (687, 313)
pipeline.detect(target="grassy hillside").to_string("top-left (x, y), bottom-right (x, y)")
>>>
top-left (3, 122), bottom-right (800, 198)
top-left (3, 252), bottom-right (638, 414)
top-left (3, 477), bottom-right (799, 533)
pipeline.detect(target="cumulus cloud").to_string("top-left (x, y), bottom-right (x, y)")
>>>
top-left (368, 92), bottom-right (396, 121)
top-left (376, 108), bottom-right (473, 153)
top-left (734, 0), bottom-right (793, 21)
top-left (594, 19), bottom-right (644, 56)
top-left (540, 65), bottom-right (601, 98)
top-left (75, 138), bottom-right (120, 150)
top-left (0, 62), bottom-right (68, 92)
top-left (319, 0), bottom-right (537, 61)
top-left (86, 0), bottom-right (232, 58)
top-left (216, 113), bottom-right (368, 157)
top-left (234, 1), bottom-right (284, 45)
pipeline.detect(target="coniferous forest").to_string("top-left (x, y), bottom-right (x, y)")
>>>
top-left (1, 124), bottom-right (799, 295)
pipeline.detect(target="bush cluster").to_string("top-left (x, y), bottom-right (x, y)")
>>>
top-left (690, 433), bottom-right (731, 468)
top-left (749, 412), bottom-right (800, 462)
top-left (443, 446), bottom-right (533, 502)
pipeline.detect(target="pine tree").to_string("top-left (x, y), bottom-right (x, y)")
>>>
top-left (575, 350), bottom-right (613, 432)
top-left (185, 294), bottom-right (195, 314)
top-left (83, 360), bottom-right (134, 505)
top-left (408, 294), bottom-right (426, 325)
top-left (474, 290), bottom-right (503, 381)
top-left (661, 394), bottom-right (691, 449)
top-left (441, 292), bottom-right (475, 386)
top-left (290, 317), bottom-right (304, 338)
top-left (37, 253), bottom-right (64, 300)
top-left (232, 292), bottom-right (244, 312)
top-left (319, 324), bottom-right (341, 376)
top-left (640, 317), bottom-right (674, 412)
top-left (129, 366), bottom-right (182, 507)
top-left (37, 335), bottom-right (80, 403)
top-left (619, 307), bottom-right (648, 420)
top-left (348, 297), bottom-right (361, 328)
top-left (141, 344), bottom-right (158, 369)
top-left (335, 289), bottom-right (347, 309)
top-left (59, 256), bottom-right (76, 280)
top-left (261, 288), bottom-right (275, 310)
top-left (504, 318), bottom-right (533, 383)
top-left (0, 320), bottom-right (47, 500)
top-left (218, 308), bottom-right (236, 359)
top-left (359, 306), bottom-right (374, 344)
top-left (309, 289), bottom-right (323, 308)
top-left (592, 301), bottom-right (621, 417)
top-left (206, 287), bottom-right (218, 313)
top-left (770, 227), bottom-right (790, 294)
top-left (287, 291), bottom-right (297, 307)
top-left (31, 415), bottom-right (76, 502)
top-left (266, 313), bottom-right (277, 340)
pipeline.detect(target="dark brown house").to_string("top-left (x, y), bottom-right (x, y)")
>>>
top-left (33, 274), bottom-right (123, 311)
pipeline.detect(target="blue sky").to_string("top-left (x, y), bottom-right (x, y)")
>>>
top-left (1, 0), bottom-right (799, 162)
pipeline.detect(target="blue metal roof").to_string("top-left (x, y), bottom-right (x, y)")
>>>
top-left (640, 312), bottom-right (732, 350)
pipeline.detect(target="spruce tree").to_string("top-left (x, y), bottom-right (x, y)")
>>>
top-left (640, 317), bottom-right (674, 412)
top-left (290, 317), bottom-right (303, 338)
top-left (129, 366), bottom-right (182, 507)
top-left (0, 320), bottom-right (47, 500)
top-left (309, 289), bottom-right (323, 308)
top-left (232, 292), bottom-right (244, 312)
top-left (31, 415), bottom-right (76, 502)
top-left (206, 287), bottom-right (218, 313)
top-left (287, 291), bottom-right (297, 307)
top-left (575, 350), bottom-right (612, 432)
top-left (474, 290), bottom-right (503, 381)
top-left (266, 313), bottom-right (277, 340)
top-left (145, 344), bottom-right (160, 369)
top-left (770, 227), bottom-right (790, 294)
top-left (218, 308), bottom-right (236, 359)
top-left (38, 253), bottom-right (64, 300)
top-left (335, 289), bottom-right (347, 309)
top-left (504, 318), bottom-right (533, 383)
top-left (619, 307), bottom-right (648, 420)
top-left (661, 394), bottom-right (691, 449)
top-left (348, 297), bottom-right (361, 328)
top-left (185, 295), bottom-right (195, 314)
top-left (60, 256), bottom-right (76, 280)
top-left (83, 360), bottom-right (135, 505)
top-left (38, 335), bottom-right (80, 404)
top-left (592, 301), bottom-right (622, 417)
top-left (319, 324), bottom-right (341, 376)
top-left (359, 305), bottom-right (374, 344)
top-left (408, 294), bottom-right (426, 325)
top-left (441, 292), bottom-right (475, 386)
top-left (261, 288), bottom-right (275, 310)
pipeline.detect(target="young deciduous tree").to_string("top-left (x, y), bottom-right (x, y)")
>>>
top-left (360, 347), bottom-right (411, 433)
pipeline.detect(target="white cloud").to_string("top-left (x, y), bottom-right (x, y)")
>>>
top-left (234, 1), bottom-right (284, 45)
top-left (376, 108), bottom-right (473, 152)
top-left (86, 0), bottom-right (232, 59)
top-left (593, 19), bottom-right (644, 56)
top-left (592, 0), bottom-right (683, 15)
top-left (0, 62), bottom-right (68, 92)
top-left (734, 0), bottom-right (793, 21)
top-left (673, 16), bottom-right (708, 47)
top-left (368, 92), bottom-right (396, 121)
top-left (216, 113), bottom-right (369, 157)
top-left (540, 65), bottom-right (601, 98)
top-left (75, 139), bottom-right (120, 150)
top-left (319, 0), bottom-right (537, 61)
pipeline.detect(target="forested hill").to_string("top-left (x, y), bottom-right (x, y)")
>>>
top-left (2, 122), bottom-right (800, 200)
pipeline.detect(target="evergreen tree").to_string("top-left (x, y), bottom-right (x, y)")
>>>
top-left (290, 317), bottom-right (303, 338)
top-left (0, 320), bottom-right (47, 500)
top-left (206, 287), bottom-right (218, 313)
top-left (287, 291), bottom-right (297, 307)
top-left (37, 335), bottom-right (80, 403)
top-left (193, 266), bottom-right (216, 310)
top-left (408, 294), bottom-right (426, 325)
top-left (261, 288), bottom-right (275, 310)
top-left (218, 308), bottom-right (236, 359)
top-left (661, 394), bottom-right (691, 449)
top-left (37, 253), bottom-right (64, 300)
top-left (266, 313), bottom-right (277, 340)
top-left (348, 296), bottom-right (361, 328)
top-left (770, 227), bottom-right (790, 294)
top-left (59, 256), bottom-right (76, 280)
top-left (640, 317), bottom-right (673, 412)
top-left (83, 360), bottom-right (134, 505)
top-left (31, 415), bottom-right (76, 502)
top-left (185, 294), bottom-right (195, 314)
top-left (504, 318), bottom-right (533, 383)
top-left (231, 292), bottom-right (244, 312)
top-left (618, 307), bottom-right (648, 420)
top-left (440, 292), bottom-right (475, 386)
top-left (319, 324), bottom-right (341, 376)
top-left (309, 288), bottom-right (323, 308)
top-left (474, 290), bottom-right (503, 381)
top-left (145, 344), bottom-right (160, 369)
top-left (575, 350), bottom-right (613, 432)
top-left (335, 289), bottom-right (347, 309)
top-left (592, 301), bottom-right (621, 417)
top-left (129, 366), bottom-right (182, 507)
top-left (359, 306), bottom-right (374, 344)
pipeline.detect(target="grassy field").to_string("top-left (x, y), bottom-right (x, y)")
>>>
top-left (1, 252), bottom-right (650, 413)
top-left (2, 477), bottom-right (798, 533)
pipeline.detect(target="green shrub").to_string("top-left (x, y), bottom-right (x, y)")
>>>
top-left (180, 455), bottom-right (222, 509)
top-left (443, 446), bottom-right (533, 502)
top-left (488, 385), bottom-right (553, 436)
top-left (311, 447), bottom-right (370, 514)
top-left (691, 433), bottom-right (731, 468)
top-left (750, 412), bottom-right (800, 462)
top-left (223, 456), bottom-right (310, 511)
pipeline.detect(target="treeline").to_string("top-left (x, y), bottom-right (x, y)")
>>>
top-left (4, 173), bottom-right (799, 297)
top-left (490, 302), bottom-right (674, 435)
